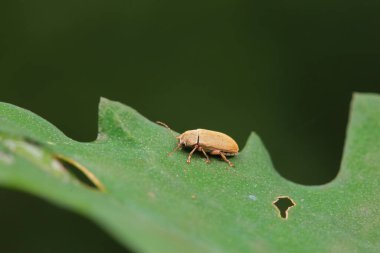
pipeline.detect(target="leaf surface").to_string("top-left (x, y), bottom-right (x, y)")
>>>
top-left (0, 94), bottom-right (379, 252)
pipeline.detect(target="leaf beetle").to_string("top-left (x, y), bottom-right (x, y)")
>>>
top-left (157, 122), bottom-right (239, 166)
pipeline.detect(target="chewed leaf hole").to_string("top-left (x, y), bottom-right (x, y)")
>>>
top-left (272, 196), bottom-right (296, 219)
top-left (55, 155), bottom-right (105, 192)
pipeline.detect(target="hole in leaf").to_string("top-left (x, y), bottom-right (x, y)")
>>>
top-left (55, 155), bottom-right (105, 192)
top-left (23, 137), bottom-right (43, 147)
top-left (272, 196), bottom-right (296, 219)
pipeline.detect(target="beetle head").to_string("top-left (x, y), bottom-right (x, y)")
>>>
top-left (178, 130), bottom-right (198, 147)
top-left (176, 134), bottom-right (185, 146)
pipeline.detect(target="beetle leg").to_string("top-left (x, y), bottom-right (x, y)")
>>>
top-left (198, 147), bottom-right (210, 163)
top-left (186, 145), bottom-right (198, 163)
top-left (220, 152), bottom-right (234, 167)
top-left (168, 143), bottom-right (182, 156)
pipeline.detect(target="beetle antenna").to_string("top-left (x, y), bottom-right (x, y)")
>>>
top-left (156, 121), bottom-right (178, 139)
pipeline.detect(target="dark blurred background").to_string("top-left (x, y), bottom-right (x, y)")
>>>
top-left (1, 0), bottom-right (379, 252)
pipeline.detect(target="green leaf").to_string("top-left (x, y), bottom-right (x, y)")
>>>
top-left (0, 94), bottom-right (379, 253)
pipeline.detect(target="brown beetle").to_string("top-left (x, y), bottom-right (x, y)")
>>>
top-left (157, 122), bottom-right (239, 166)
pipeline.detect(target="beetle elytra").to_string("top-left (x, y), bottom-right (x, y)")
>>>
top-left (157, 122), bottom-right (239, 166)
